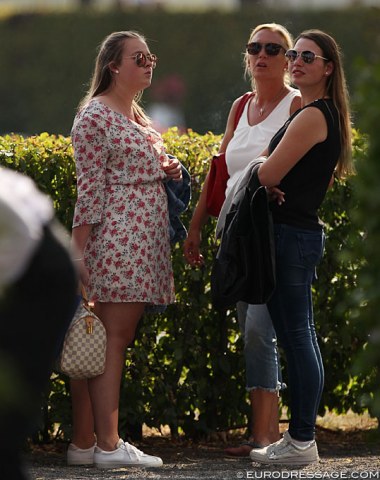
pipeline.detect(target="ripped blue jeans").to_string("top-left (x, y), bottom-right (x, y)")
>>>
top-left (237, 302), bottom-right (282, 393)
top-left (267, 223), bottom-right (325, 441)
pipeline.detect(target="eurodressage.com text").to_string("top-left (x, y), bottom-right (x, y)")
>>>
top-left (237, 470), bottom-right (380, 479)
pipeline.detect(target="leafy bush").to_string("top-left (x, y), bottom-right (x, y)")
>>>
top-left (0, 128), bottom-right (371, 440)
top-left (0, 133), bottom-right (76, 230)
top-left (346, 63), bottom-right (380, 419)
top-left (314, 129), bottom-right (369, 415)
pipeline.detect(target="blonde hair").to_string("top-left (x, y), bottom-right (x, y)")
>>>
top-left (244, 23), bottom-right (294, 87)
top-left (296, 30), bottom-right (353, 177)
top-left (79, 31), bottom-right (150, 126)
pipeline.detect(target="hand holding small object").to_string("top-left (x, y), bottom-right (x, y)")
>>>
top-left (162, 156), bottom-right (182, 182)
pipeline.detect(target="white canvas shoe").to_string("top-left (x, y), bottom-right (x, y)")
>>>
top-left (94, 438), bottom-right (163, 469)
top-left (67, 443), bottom-right (95, 465)
top-left (250, 431), bottom-right (319, 466)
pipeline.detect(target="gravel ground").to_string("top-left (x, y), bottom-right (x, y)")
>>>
top-left (26, 427), bottom-right (380, 480)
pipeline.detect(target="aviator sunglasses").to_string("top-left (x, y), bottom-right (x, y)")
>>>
top-left (246, 42), bottom-right (285, 56)
top-left (285, 49), bottom-right (328, 64)
top-left (126, 52), bottom-right (158, 68)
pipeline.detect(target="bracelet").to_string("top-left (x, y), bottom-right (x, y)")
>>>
top-left (72, 257), bottom-right (84, 262)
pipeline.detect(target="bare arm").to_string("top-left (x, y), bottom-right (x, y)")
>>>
top-left (290, 94), bottom-right (302, 115)
top-left (183, 97), bottom-right (244, 266)
top-left (258, 106), bottom-right (328, 187)
top-left (71, 224), bottom-right (93, 286)
top-left (71, 224), bottom-right (93, 254)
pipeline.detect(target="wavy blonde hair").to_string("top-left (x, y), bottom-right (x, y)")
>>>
top-left (244, 23), bottom-right (294, 88)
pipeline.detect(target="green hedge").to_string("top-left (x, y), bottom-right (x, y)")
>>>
top-left (0, 7), bottom-right (379, 136)
top-left (349, 62), bottom-right (380, 418)
top-left (0, 127), bottom-right (373, 441)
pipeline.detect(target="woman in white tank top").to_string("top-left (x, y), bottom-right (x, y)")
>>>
top-left (184, 23), bottom-right (301, 456)
top-left (225, 89), bottom-right (299, 196)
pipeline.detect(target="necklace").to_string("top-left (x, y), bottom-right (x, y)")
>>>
top-left (255, 86), bottom-right (287, 117)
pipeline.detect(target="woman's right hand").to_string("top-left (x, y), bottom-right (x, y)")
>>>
top-left (71, 225), bottom-right (93, 287)
top-left (162, 155), bottom-right (182, 182)
top-left (183, 229), bottom-right (204, 267)
top-left (73, 257), bottom-right (90, 287)
top-left (80, 263), bottom-right (90, 287)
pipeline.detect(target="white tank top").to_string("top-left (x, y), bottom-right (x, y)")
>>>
top-left (225, 89), bottom-right (300, 197)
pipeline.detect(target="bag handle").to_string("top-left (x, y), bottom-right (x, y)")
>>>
top-left (80, 285), bottom-right (94, 309)
top-left (233, 92), bottom-right (254, 130)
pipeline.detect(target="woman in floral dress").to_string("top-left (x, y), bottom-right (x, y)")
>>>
top-left (68, 31), bottom-right (182, 469)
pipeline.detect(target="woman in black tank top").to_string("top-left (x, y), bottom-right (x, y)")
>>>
top-left (250, 30), bottom-right (353, 467)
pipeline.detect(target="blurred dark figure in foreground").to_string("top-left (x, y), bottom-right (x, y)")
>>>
top-left (0, 168), bottom-right (77, 480)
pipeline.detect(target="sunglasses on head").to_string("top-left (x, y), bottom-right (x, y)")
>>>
top-left (246, 42), bottom-right (285, 56)
top-left (285, 49), bottom-right (328, 64)
top-left (127, 52), bottom-right (158, 68)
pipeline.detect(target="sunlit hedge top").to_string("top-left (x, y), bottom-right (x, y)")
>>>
top-left (0, 128), bottom-right (223, 231)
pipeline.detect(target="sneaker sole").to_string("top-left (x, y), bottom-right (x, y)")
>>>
top-left (94, 461), bottom-right (163, 469)
top-left (250, 454), bottom-right (319, 466)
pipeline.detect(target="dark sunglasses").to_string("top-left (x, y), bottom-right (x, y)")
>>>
top-left (127, 52), bottom-right (158, 68)
top-left (285, 49), bottom-right (328, 64)
top-left (246, 42), bottom-right (285, 56)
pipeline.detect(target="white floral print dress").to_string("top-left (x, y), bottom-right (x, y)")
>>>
top-left (71, 99), bottom-right (175, 305)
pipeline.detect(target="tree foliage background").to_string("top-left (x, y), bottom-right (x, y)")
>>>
top-left (0, 7), bottom-right (379, 135)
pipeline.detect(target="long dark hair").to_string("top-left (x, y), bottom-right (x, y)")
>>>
top-left (295, 29), bottom-right (353, 177)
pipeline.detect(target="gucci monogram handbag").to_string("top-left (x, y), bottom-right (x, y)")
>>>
top-left (58, 290), bottom-right (106, 379)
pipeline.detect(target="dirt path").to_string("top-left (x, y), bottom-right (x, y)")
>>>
top-left (27, 427), bottom-right (380, 480)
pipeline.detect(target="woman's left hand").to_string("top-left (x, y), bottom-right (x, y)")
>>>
top-left (163, 156), bottom-right (182, 182)
top-left (267, 186), bottom-right (285, 205)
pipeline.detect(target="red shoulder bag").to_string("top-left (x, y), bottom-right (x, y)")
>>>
top-left (206, 92), bottom-right (253, 217)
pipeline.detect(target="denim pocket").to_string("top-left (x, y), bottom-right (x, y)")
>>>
top-left (296, 231), bottom-right (324, 269)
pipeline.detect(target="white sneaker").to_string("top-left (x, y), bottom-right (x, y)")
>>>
top-left (67, 443), bottom-right (95, 465)
top-left (94, 438), bottom-right (163, 469)
top-left (250, 431), bottom-right (319, 466)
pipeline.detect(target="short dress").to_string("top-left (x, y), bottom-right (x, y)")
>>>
top-left (71, 99), bottom-right (175, 305)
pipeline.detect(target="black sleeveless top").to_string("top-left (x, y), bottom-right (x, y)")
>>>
top-left (268, 99), bottom-right (341, 231)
